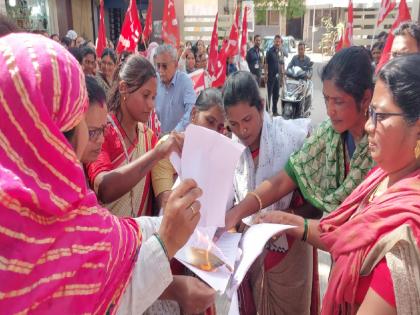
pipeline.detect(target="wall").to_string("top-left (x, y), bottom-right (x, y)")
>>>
top-left (71, 0), bottom-right (93, 41)
top-left (53, 0), bottom-right (72, 37)
top-left (304, 1), bottom-right (418, 52)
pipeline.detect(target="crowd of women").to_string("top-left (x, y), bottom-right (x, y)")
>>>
top-left (0, 14), bottom-right (419, 315)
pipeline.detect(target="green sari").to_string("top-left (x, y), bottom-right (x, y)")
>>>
top-left (285, 119), bottom-right (375, 213)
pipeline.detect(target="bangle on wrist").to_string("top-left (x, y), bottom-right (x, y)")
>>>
top-left (301, 218), bottom-right (309, 242)
top-left (247, 191), bottom-right (263, 211)
top-left (153, 232), bottom-right (170, 260)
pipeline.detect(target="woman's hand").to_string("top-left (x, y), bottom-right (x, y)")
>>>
top-left (225, 207), bottom-right (241, 231)
top-left (158, 179), bottom-right (202, 258)
top-left (255, 211), bottom-right (305, 239)
top-left (154, 132), bottom-right (184, 159)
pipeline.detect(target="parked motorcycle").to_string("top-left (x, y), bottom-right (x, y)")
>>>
top-left (281, 63), bottom-right (313, 119)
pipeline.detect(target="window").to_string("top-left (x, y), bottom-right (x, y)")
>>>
top-left (6, 0), bottom-right (50, 32)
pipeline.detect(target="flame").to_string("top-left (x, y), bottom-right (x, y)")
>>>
top-left (192, 230), bottom-right (214, 270)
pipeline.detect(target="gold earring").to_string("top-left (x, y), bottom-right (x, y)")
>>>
top-left (415, 141), bottom-right (420, 159)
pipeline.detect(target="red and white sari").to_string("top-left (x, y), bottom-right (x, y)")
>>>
top-left (87, 113), bottom-right (157, 217)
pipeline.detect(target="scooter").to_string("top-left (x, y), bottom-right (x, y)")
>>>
top-left (281, 63), bottom-right (313, 119)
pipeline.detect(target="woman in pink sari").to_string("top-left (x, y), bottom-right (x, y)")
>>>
top-left (257, 55), bottom-right (420, 314)
top-left (0, 33), bottom-right (202, 314)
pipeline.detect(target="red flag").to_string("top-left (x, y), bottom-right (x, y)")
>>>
top-left (208, 14), bottom-right (226, 88)
top-left (240, 6), bottom-right (249, 59)
top-left (208, 13), bottom-right (219, 79)
top-left (96, 0), bottom-right (107, 57)
top-left (219, 38), bottom-right (229, 60)
top-left (211, 37), bottom-right (228, 88)
top-left (211, 58), bottom-right (227, 88)
top-left (336, 0), bottom-right (353, 52)
top-left (376, 0), bottom-right (411, 73)
top-left (162, 0), bottom-right (180, 47)
top-left (116, 0), bottom-right (142, 53)
top-left (142, 1), bottom-right (153, 43)
top-left (148, 109), bottom-right (161, 138)
top-left (188, 69), bottom-right (206, 95)
top-left (377, 0), bottom-right (396, 26)
top-left (223, 7), bottom-right (240, 58)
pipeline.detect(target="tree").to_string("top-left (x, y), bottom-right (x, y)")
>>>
top-left (254, 0), bottom-right (306, 19)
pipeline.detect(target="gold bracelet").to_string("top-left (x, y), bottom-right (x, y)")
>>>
top-left (247, 191), bottom-right (263, 211)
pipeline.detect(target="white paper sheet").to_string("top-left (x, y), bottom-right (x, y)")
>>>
top-left (176, 223), bottom-right (295, 295)
top-left (177, 124), bottom-right (245, 227)
top-left (231, 223), bottom-right (296, 287)
top-left (176, 232), bottom-right (241, 293)
top-left (228, 291), bottom-right (240, 315)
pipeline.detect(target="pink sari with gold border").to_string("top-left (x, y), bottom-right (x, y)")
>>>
top-left (320, 167), bottom-right (420, 314)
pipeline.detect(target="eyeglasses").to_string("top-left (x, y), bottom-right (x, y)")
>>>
top-left (88, 124), bottom-right (108, 141)
top-left (368, 105), bottom-right (406, 128)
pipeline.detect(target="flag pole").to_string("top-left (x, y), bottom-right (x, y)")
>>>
top-left (371, 3), bottom-right (381, 48)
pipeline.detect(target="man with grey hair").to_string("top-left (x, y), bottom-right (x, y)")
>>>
top-left (155, 44), bottom-right (196, 133)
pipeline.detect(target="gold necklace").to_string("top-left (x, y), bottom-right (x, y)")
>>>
top-left (369, 177), bottom-right (389, 203)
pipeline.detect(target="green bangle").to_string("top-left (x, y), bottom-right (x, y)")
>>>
top-left (301, 218), bottom-right (309, 242)
top-left (153, 233), bottom-right (169, 260)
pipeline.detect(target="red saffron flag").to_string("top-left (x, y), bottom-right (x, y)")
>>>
top-left (208, 13), bottom-right (219, 79)
top-left (223, 7), bottom-right (240, 58)
top-left (208, 14), bottom-right (226, 88)
top-left (116, 0), bottom-right (142, 53)
top-left (240, 6), bottom-right (249, 59)
top-left (162, 0), bottom-right (180, 47)
top-left (188, 69), bottom-right (206, 95)
top-left (377, 0), bottom-right (396, 26)
top-left (142, 1), bottom-right (153, 43)
top-left (148, 109), bottom-right (161, 138)
top-left (96, 0), bottom-right (106, 57)
top-left (375, 0), bottom-right (411, 73)
top-left (336, 0), bottom-right (353, 52)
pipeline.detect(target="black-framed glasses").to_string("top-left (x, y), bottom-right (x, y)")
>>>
top-left (368, 105), bottom-right (406, 128)
top-left (88, 124), bottom-right (108, 141)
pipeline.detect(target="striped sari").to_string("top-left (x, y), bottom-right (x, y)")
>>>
top-left (0, 33), bottom-right (141, 314)
top-left (87, 113), bottom-right (157, 217)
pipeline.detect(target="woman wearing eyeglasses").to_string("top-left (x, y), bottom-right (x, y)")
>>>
top-left (86, 54), bottom-right (183, 218)
top-left (224, 47), bottom-right (376, 314)
top-left (80, 76), bottom-right (108, 164)
top-left (256, 54), bottom-right (420, 315)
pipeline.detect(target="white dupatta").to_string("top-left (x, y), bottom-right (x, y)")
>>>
top-left (233, 112), bottom-right (311, 251)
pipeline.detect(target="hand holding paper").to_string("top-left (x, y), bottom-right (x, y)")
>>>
top-left (171, 124), bottom-right (245, 227)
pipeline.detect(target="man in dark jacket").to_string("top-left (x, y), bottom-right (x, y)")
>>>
top-left (265, 35), bottom-right (287, 116)
top-left (246, 34), bottom-right (263, 85)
